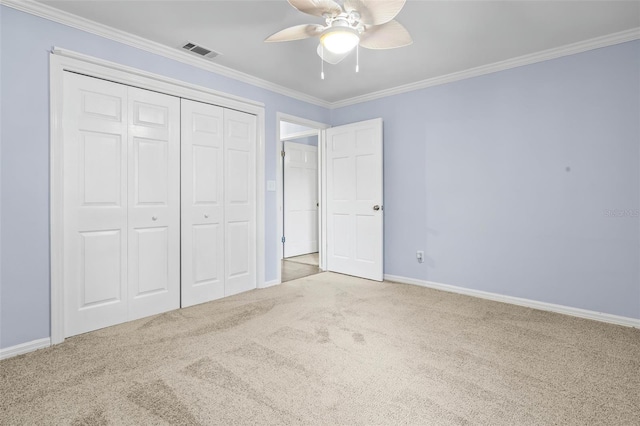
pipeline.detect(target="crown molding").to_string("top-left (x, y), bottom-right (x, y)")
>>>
top-left (331, 27), bottom-right (640, 109)
top-left (0, 0), bottom-right (332, 109)
top-left (3, 0), bottom-right (639, 111)
top-left (50, 47), bottom-right (265, 110)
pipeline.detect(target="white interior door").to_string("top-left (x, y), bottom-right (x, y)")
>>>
top-left (283, 141), bottom-right (318, 258)
top-left (181, 99), bottom-right (225, 307)
top-left (224, 109), bottom-right (257, 296)
top-left (63, 73), bottom-right (129, 336)
top-left (63, 72), bottom-right (180, 337)
top-left (127, 87), bottom-right (180, 320)
top-left (325, 118), bottom-right (384, 281)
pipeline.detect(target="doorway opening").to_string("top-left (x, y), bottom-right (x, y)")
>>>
top-left (276, 114), bottom-right (329, 283)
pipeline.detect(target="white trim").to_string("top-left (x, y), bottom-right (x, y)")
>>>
top-left (384, 274), bottom-right (640, 329)
top-left (3, 0), bottom-right (638, 111)
top-left (50, 49), bottom-right (266, 344)
top-left (1, 0), bottom-right (331, 109)
top-left (277, 114), bottom-right (330, 134)
top-left (52, 47), bottom-right (264, 110)
top-left (0, 338), bottom-right (51, 360)
top-left (260, 279), bottom-right (281, 289)
top-left (332, 28), bottom-right (640, 108)
top-left (49, 54), bottom-right (65, 345)
top-left (256, 112), bottom-right (266, 295)
top-left (275, 114), bottom-right (329, 285)
top-left (318, 129), bottom-right (327, 272)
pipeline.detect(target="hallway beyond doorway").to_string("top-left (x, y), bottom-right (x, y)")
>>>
top-left (282, 252), bottom-right (320, 282)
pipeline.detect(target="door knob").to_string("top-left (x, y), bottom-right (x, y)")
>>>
top-left (152, 216), bottom-right (158, 221)
top-left (373, 205), bottom-right (380, 211)
top-left (204, 214), bottom-right (209, 218)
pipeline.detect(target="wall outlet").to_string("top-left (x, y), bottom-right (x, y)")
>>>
top-left (416, 250), bottom-right (424, 263)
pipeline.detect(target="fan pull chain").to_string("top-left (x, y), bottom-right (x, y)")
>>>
top-left (356, 45), bottom-right (359, 73)
top-left (321, 45), bottom-right (325, 80)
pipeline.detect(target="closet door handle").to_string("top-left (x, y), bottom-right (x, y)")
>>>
top-left (152, 216), bottom-right (158, 221)
top-left (204, 214), bottom-right (209, 219)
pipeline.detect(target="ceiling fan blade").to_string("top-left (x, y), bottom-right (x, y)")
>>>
top-left (316, 44), bottom-right (350, 65)
top-left (288, 0), bottom-right (343, 18)
top-left (265, 24), bottom-right (324, 42)
top-left (343, 0), bottom-right (406, 25)
top-left (359, 20), bottom-right (412, 49)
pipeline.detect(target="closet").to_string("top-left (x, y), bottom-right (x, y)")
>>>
top-left (62, 72), bottom-right (256, 337)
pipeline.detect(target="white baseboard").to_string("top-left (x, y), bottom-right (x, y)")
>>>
top-left (0, 337), bottom-right (51, 360)
top-left (259, 279), bottom-right (281, 289)
top-left (384, 274), bottom-right (640, 328)
top-left (1, 279), bottom-right (634, 361)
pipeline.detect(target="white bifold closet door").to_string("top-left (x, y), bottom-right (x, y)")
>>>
top-left (63, 72), bottom-right (180, 337)
top-left (181, 99), bottom-right (257, 307)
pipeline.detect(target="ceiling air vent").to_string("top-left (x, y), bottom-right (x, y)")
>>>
top-left (181, 42), bottom-right (220, 60)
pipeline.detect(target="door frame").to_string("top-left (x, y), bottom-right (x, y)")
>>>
top-left (50, 48), bottom-right (266, 345)
top-left (275, 113), bottom-right (329, 284)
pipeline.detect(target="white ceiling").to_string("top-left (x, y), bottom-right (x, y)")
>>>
top-left (39, 0), bottom-right (640, 103)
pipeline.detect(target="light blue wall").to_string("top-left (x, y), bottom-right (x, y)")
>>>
top-left (332, 40), bottom-right (640, 319)
top-left (2, 6), bottom-right (638, 350)
top-left (0, 6), bottom-right (330, 348)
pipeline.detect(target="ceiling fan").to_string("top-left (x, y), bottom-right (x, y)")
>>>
top-left (265, 0), bottom-right (412, 70)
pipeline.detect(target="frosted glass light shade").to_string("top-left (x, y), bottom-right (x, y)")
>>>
top-left (320, 28), bottom-right (360, 54)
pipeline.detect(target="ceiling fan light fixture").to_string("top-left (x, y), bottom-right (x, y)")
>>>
top-left (320, 26), bottom-right (360, 54)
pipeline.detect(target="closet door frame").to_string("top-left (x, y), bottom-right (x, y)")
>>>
top-left (50, 48), bottom-right (266, 345)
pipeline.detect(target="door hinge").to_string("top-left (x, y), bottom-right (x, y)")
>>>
top-left (281, 236), bottom-right (285, 243)
top-left (281, 150), bottom-right (285, 157)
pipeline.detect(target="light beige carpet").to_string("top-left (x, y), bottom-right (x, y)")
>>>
top-left (284, 252), bottom-right (319, 266)
top-left (1, 272), bottom-right (639, 425)
top-left (281, 259), bottom-right (320, 283)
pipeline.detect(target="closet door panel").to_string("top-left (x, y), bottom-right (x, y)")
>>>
top-left (80, 230), bottom-right (123, 304)
top-left (130, 227), bottom-right (169, 297)
top-left (227, 222), bottom-right (250, 277)
top-left (63, 72), bottom-right (129, 337)
top-left (224, 109), bottom-right (257, 297)
top-left (128, 87), bottom-right (180, 320)
top-left (181, 100), bottom-right (225, 307)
